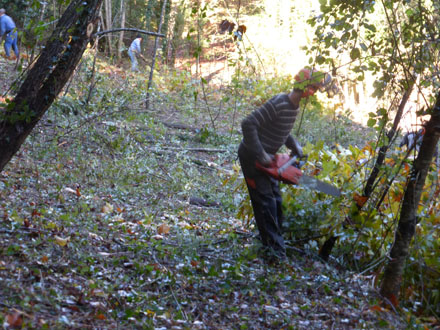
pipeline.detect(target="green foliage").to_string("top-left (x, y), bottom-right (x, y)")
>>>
top-left (235, 137), bottom-right (440, 315)
top-left (0, 0), bottom-right (34, 24)
top-left (308, 0), bottom-right (440, 99)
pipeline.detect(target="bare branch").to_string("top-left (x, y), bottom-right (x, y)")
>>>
top-left (95, 28), bottom-right (165, 38)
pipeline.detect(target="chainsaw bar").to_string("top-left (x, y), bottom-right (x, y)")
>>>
top-left (298, 175), bottom-right (341, 197)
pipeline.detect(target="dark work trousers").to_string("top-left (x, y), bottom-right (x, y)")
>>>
top-left (238, 144), bottom-right (286, 257)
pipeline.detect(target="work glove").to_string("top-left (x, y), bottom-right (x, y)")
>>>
top-left (257, 151), bottom-right (273, 167)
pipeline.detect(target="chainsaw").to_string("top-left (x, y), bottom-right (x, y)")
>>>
top-left (256, 153), bottom-right (341, 197)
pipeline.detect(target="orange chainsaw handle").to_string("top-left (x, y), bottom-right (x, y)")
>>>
top-left (255, 154), bottom-right (303, 184)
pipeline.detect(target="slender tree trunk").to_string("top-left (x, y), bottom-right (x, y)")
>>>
top-left (0, 0), bottom-right (103, 172)
top-left (145, 0), bottom-right (168, 109)
top-left (363, 78), bottom-right (416, 198)
top-left (104, 0), bottom-right (113, 55)
top-left (380, 92), bottom-right (440, 305)
top-left (117, 0), bottom-right (126, 60)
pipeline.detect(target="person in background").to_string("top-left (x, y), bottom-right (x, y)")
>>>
top-left (0, 8), bottom-right (19, 61)
top-left (238, 68), bottom-right (336, 261)
top-left (128, 35), bottom-right (142, 72)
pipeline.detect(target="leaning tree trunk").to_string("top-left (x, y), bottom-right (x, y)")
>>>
top-left (380, 91), bottom-right (440, 305)
top-left (363, 78), bottom-right (416, 198)
top-left (319, 79), bottom-right (416, 261)
top-left (0, 0), bottom-right (103, 172)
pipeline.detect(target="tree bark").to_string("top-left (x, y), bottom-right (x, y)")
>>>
top-left (380, 92), bottom-right (440, 305)
top-left (363, 79), bottom-right (415, 198)
top-left (104, 0), bottom-right (113, 55)
top-left (117, 0), bottom-right (126, 60)
top-left (0, 0), bottom-right (103, 172)
top-left (145, 0), bottom-right (168, 109)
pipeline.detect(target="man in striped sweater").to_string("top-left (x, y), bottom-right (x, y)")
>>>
top-left (238, 68), bottom-right (333, 260)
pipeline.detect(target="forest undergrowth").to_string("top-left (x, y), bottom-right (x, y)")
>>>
top-left (0, 55), bottom-right (423, 329)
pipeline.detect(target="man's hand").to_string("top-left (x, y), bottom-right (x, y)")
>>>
top-left (258, 151), bottom-right (273, 167)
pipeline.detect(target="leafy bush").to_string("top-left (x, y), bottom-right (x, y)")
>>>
top-left (234, 137), bottom-right (440, 315)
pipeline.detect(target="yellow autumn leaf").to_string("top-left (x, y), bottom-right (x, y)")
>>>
top-left (101, 203), bottom-right (114, 214)
top-left (55, 235), bottom-right (70, 247)
top-left (157, 223), bottom-right (170, 235)
top-left (145, 310), bottom-right (155, 317)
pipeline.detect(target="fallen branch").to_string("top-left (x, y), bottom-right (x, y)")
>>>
top-left (189, 196), bottom-right (222, 207)
top-left (162, 122), bottom-right (197, 131)
top-left (163, 146), bottom-right (227, 153)
top-left (94, 28), bottom-right (165, 38)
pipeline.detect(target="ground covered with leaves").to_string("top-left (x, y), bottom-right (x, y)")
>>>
top-left (0, 57), bottom-right (413, 329)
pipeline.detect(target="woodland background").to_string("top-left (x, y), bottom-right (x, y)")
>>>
top-left (0, 0), bottom-right (439, 329)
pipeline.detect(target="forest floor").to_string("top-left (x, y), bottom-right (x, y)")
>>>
top-left (0, 55), bottom-right (419, 329)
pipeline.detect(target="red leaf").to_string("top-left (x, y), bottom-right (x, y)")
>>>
top-left (31, 209), bottom-right (41, 217)
top-left (6, 312), bottom-right (23, 329)
top-left (24, 218), bottom-right (31, 228)
top-left (96, 313), bottom-right (106, 320)
top-left (388, 293), bottom-right (399, 307)
top-left (353, 193), bottom-right (368, 207)
top-left (370, 305), bottom-right (384, 312)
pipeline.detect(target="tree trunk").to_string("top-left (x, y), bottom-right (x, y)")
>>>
top-left (0, 0), bottom-right (103, 172)
top-left (363, 78), bottom-right (416, 198)
top-left (117, 0), bottom-right (126, 60)
top-left (168, 2), bottom-right (185, 67)
top-left (104, 0), bottom-right (113, 55)
top-left (380, 92), bottom-right (440, 305)
top-left (145, 0), bottom-right (168, 109)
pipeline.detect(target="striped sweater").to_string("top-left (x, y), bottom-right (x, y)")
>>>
top-left (241, 93), bottom-right (300, 158)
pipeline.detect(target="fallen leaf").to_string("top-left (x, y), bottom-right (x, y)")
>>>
top-left (145, 309), bottom-right (155, 317)
top-left (32, 209), bottom-right (41, 217)
top-left (6, 312), bottom-right (23, 328)
top-left (23, 218), bottom-right (31, 227)
top-left (64, 187), bottom-right (77, 195)
top-left (263, 305), bottom-right (279, 313)
top-left (55, 235), bottom-right (70, 247)
top-left (101, 203), bottom-right (114, 214)
top-left (157, 223), bottom-right (170, 235)
top-left (90, 301), bottom-right (106, 309)
top-left (370, 305), bottom-right (385, 312)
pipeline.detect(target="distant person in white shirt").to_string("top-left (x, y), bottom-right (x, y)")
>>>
top-left (128, 35), bottom-right (142, 71)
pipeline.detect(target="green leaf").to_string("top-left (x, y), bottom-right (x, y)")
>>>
top-left (367, 118), bottom-right (376, 127)
top-left (350, 47), bottom-right (360, 60)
